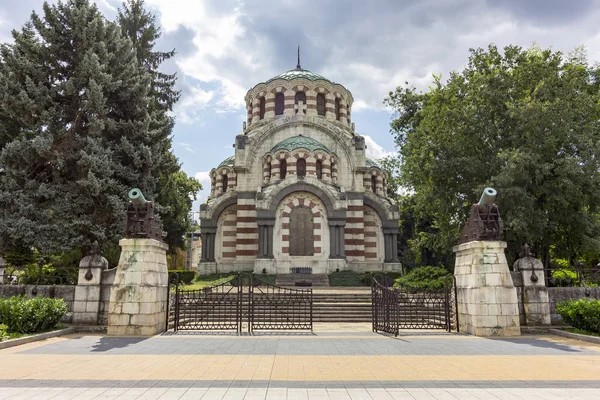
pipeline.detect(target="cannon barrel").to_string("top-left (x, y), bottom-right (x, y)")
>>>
top-left (128, 188), bottom-right (147, 206)
top-left (478, 187), bottom-right (497, 206)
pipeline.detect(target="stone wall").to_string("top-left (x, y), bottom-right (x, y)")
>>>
top-left (547, 287), bottom-right (600, 325)
top-left (0, 285), bottom-right (75, 323)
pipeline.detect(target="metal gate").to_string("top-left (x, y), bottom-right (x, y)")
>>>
top-left (372, 274), bottom-right (458, 336)
top-left (167, 273), bottom-right (312, 333)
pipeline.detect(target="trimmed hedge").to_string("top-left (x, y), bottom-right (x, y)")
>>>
top-left (395, 266), bottom-right (450, 290)
top-left (170, 270), bottom-right (196, 284)
top-left (556, 298), bottom-right (600, 334)
top-left (0, 296), bottom-right (67, 334)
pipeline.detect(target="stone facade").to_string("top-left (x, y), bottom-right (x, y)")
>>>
top-left (107, 239), bottom-right (168, 336)
top-left (199, 67), bottom-right (401, 275)
top-left (453, 241), bottom-right (521, 336)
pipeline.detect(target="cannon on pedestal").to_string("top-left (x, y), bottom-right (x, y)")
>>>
top-left (124, 188), bottom-right (163, 241)
top-left (458, 187), bottom-right (504, 244)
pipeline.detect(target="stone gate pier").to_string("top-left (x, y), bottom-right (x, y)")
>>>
top-left (107, 238), bottom-right (169, 336)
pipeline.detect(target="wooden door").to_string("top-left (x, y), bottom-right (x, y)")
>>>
top-left (289, 207), bottom-right (314, 256)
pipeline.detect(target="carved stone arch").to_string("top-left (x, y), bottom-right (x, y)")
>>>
top-left (246, 119), bottom-right (354, 173)
top-left (260, 182), bottom-right (342, 221)
top-left (363, 195), bottom-right (396, 227)
top-left (201, 193), bottom-right (239, 228)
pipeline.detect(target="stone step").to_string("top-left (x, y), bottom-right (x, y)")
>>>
top-left (275, 274), bottom-right (330, 287)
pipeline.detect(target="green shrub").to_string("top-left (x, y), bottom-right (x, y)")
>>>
top-left (395, 266), bottom-right (450, 290)
top-left (0, 296), bottom-right (67, 334)
top-left (360, 271), bottom-right (403, 285)
top-left (329, 271), bottom-right (364, 286)
top-left (171, 270), bottom-right (196, 284)
top-left (556, 298), bottom-right (600, 334)
top-left (551, 269), bottom-right (578, 287)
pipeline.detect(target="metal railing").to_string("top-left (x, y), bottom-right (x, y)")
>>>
top-left (167, 272), bottom-right (313, 333)
top-left (372, 274), bottom-right (458, 336)
top-left (0, 258), bottom-right (78, 287)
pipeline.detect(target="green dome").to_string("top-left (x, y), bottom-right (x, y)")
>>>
top-left (366, 158), bottom-right (381, 169)
top-left (266, 68), bottom-right (332, 84)
top-left (218, 155), bottom-right (235, 168)
top-left (271, 135), bottom-right (330, 154)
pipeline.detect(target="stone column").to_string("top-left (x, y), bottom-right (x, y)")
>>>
top-left (107, 238), bottom-right (169, 336)
top-left (72, 245), bottom-right (109, 325)
top-left (514, 253), bottom-right (551, 326)
top-left (453, 241), bottom-right (521, 336)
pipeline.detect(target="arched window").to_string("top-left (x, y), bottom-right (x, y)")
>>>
top-left (371, 175), bottom-right (377, 193)
top-left (295, 91), bottom-right (306, 114)
top-left (316, 160), bottom-right (323, 179)
top-left (275, 93), bottom-right (284, 115)
top-left (316, 93), bottom-right (326, 116)
top-left (222, 174), bottom-right (229, 193)
top-left (296, 158), bottom-right (306, 177)
top-left (289, 207), bottom-right (314, 256)
top-left (259, 97), bottom-right (265, 119)
top-left (335, 98), bottom-right (341, 120)
top-left (279, 159), bottom-right (287, 179)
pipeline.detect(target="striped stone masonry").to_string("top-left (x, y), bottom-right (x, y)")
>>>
top-left (363, 169), bottom-right (384, 196)
top-left (345, 201), bottom-right (365, 260)
top-left (363, 206), bottom-right (383, 260)
top-left (218, 205), bottom-right (237, 260)
top-left (236, 199), bottom-right (258, 259)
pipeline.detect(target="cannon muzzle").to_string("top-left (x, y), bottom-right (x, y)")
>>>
top-left (478, 187), bottom-right (497, 206)
top-left (128, 188), bottom-right (147, 206)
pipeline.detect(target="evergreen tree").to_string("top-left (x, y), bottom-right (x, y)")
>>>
top-left (118, 0), bottom-right (201, 252)
top-left (0, 0), bottom-right (159, 253)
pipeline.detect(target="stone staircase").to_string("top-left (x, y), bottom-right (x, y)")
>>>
top-left (312, 290), bottom-right (372, 323)
top-left (275, 273), bottom-right (330, 287)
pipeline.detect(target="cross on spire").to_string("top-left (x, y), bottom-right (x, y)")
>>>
top-left (296, 44), bottom-right (301, 70)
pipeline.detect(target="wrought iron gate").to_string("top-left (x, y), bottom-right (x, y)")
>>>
top-left (167, 273), bottom-right (312, 333)
top-left (372, 274), bottom-right (458, 336)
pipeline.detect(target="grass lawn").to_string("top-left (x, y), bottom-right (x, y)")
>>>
top-left (180, 273), bottom-right (276, 290)
top-left (565, 328), bottom-right (600, 338)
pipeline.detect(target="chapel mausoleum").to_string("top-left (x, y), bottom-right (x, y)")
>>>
top-left (198, 61), bottom-right (401, 275)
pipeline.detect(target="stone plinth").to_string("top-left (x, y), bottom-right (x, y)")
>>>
top-left (453, 241), bottom-right (521, 336)
top-left (514, 255), bottom-right (551, 326)
top-left (73, 249), bottom-right (108, 325)
top-left (107, 239), bottom-right (168, 336)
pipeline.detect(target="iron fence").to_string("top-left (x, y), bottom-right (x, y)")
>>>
top-left (372, 274), bottom-right (458, 336)
top-left (167, 272), bottom-right (313, 333)
top-left (0, 258), bottom-right (78, 286)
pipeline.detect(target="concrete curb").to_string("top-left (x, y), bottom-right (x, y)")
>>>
top-left (549, 328), bottom-right (600, 345)
top-left (0, 327), bottom-right (74, 350)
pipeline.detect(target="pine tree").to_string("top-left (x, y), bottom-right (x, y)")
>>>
top-left (0, 0), bottom-right (159, 253)
top-left (118, 0), bottom-right (201, 252)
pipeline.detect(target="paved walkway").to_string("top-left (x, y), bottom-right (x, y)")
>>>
top-left (1, 324), bottom-right (600, 399)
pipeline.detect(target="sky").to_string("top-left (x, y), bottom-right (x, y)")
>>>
top-left (2, 0), bottom-right (600, 220)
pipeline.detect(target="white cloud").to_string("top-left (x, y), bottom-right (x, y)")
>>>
top-left (363, 135), bottom-right (395, 160)
top-left (175, 142), bottom-right (197, 153)
top-left (194, 170), bottom-right (212, 204)
top-left (176, 85), bottom-right (214, 124)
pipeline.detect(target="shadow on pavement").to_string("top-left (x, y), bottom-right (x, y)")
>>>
top-left (91, 337), bottom-right (148, 352)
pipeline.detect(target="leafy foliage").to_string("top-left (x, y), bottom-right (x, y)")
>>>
top-left (360, 271), bottom-right (403, 285)
top-left (395, 266), bottom-right (450, 290)
top-left (556, 298), bottom-right (600, 334)
top-left (0, 0), bottom-right (159, 253)
top-left (0, 295), bottom-right (67, 334)
top-left (385, 44), bottom-right (600, 266)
